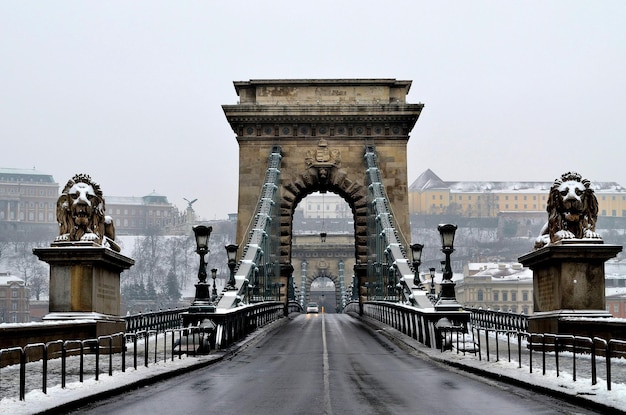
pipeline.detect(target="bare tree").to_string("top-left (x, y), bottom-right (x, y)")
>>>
top-left (29, 264), bottom-right (49, 300)
top-left (10, 241), bottom-right (40, 286)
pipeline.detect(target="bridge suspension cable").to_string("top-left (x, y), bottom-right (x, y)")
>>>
top-left (364, 145), bottom-right (432, 308)
top-left (216, 146), bottom-right (282, 309)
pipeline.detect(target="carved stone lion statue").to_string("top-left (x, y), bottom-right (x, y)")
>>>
top-left (54, 173), bottom-right (120, 252)
top-left (534, 171), bottom-right (601, 249)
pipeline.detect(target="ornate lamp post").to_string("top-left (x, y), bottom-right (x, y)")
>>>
top-left (211, 268), bottom-right (218, 302)
top-left (225, 244), bottom-right (239, 290)
top-left (435, 224), bottom-right (461, 311)
top-left (410, 243), bottom-right (424, 288)
top-left (190, 224), bottom-right (215, 312)
top-left (387, 265), bottom-right (395, 301)
top-left (429, 267), bottom-right (436, 296)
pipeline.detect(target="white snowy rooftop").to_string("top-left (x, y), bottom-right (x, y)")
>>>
top-left (410, 169), bottom-right (624, 193)
top-left (465, 262), bottom-right (532, 280)
top-left (0, 273), bottom-right (25, 286)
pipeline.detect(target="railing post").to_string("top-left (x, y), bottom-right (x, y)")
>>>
top-left (95, 339), bottom-right (100, 381)
top-left (42, 343), bottom-right (48, 394)
top-left (62, 342), bottom-right (67, 387)
top-left (19, 348), bottom-right (26, 401)
top-left (607, 340), bottom-right (613, 391)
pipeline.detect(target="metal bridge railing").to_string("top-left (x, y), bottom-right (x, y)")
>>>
top-left (125, 308), bottom-right (186, 333)
top-left (345, 300), bottom-right (468, 350)
top-left (465, 306), bottom-right (529, 332)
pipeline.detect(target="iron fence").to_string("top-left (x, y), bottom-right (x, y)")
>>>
top-left (467, 326), bottom-right (626, 391)
top-left (465, 306), bottom-right (528, 332)
top-left (0, 327), bottom-right (207, 401)
top-left (124, 308), bottom-right (186, 333)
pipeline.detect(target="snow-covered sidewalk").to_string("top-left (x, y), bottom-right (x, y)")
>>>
top-left (370, 320), bottom-right (626, 414)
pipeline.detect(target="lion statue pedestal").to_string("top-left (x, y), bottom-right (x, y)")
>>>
top-left (519, 172), bottom-right (623, 340)
top-left (33, 174), bottom-right (134, 338)
top-left (519, 240), bottom-right (621, 335)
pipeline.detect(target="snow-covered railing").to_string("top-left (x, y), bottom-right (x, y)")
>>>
top-left (465, 306), bottom-right (529, 333)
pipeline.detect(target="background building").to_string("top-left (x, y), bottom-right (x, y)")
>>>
top-left (0, 168), bottom-right (59, 239)
top-left (299, 192), bottom-right (351, 220)
top-left (455, 262), bottom-right (534, 314)
top-left (409, 169), bottom-right (626, 219)
top-left (0, 272), bottom-right (30, 323)
top-left (106, 192), bottom-right (184, 235)
top-left (605, 262), bottom-right (626, 318)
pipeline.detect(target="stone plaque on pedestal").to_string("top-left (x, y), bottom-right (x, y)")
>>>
top-left (34, 242), bottom-right (134, 320)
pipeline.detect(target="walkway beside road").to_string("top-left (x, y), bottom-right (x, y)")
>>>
top-left (364, 316), bottom-right (626, 414)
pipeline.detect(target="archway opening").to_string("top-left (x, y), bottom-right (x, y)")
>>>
top-left (291, 192), bottom-right (356, 311)
top-left (309, 276), bottom-right (337, 313)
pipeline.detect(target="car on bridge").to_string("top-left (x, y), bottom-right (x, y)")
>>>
top-left (306, 302), bottom-right (319, 313)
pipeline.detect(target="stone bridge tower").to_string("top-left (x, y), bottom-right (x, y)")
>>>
top-left (222, 79), bottom-right (424, 286)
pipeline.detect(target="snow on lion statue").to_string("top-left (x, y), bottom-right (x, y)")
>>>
top-left (54, 173), bottom-right (120, 252)
top-left (534, 171), bottom-right (602, 249)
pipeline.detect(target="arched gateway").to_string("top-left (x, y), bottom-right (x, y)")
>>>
top-left (222, 79), bottom-right (424, 308)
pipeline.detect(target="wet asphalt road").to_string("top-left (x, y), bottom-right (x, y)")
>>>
top-left (73, 313), bottom-right (604, 415)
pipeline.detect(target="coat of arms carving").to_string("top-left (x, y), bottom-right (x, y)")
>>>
top-left (305, 139), bottom-right (341, 187)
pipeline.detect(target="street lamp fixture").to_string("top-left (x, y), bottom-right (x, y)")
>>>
top-left (193, 225), bottom-right (212, 283)
top-left (439, 223), bottom-right (457, 252)
top-left (320, 232), bottom-right (327, 243)
top-left (435, 224), bottom-right (461, 311)
top-left (194, 225), bottom-right (211, 254)
top-left (190, 224), bottom-right (214, 312)
top-left (410, 243), bottom-right (424, 288)
top-left (225, 243), bottom-right (239, 290)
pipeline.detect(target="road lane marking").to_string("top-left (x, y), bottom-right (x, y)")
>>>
top-left (322, 312), bottom-right (333, 415)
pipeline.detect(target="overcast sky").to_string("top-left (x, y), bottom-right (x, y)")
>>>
top-left (1, 1), bottom-right (625, 220)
